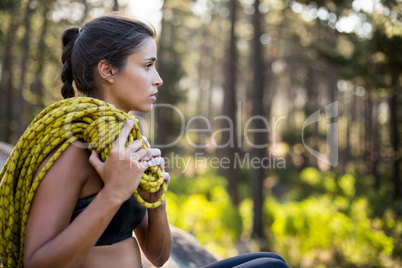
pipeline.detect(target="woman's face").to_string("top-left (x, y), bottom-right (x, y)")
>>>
top-left (103, 37), bottom-right (163, 113)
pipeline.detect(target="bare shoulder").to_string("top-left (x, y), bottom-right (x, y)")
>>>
top-left (33, 142), bottom-right (99, 194)
top-left (52, 142), bottom-right (94, 180)
top-left (24, 143), bottom-right (98, 261)
top-left (29, 142), bottom-right (94, 218)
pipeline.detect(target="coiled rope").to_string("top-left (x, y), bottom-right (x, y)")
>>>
top-left (0, 97), bottom-right (166, 267)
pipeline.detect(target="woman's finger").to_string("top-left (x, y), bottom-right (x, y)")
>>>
top-left (147, 148), bottom-right (161, 158)
top-left (114, 120), bottom-right (135, 150)
top-left (126, 139), bottom-right (143, 151)
top-left (162, 172), bottom-right (170, 185)
top-left (141, 135), bottom-right (151, 149)
top-left (88, 150), bottom-right (104, 176)
top-left (148, 157), bottom-right (165, 171)
top-left (129, 148), bottom-right (147, 162)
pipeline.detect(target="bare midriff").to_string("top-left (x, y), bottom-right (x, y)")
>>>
top-left (79, 237), bottom-right (142, 268)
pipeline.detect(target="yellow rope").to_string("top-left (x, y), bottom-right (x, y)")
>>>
top-left (0, 97), bottom-right (166, 267)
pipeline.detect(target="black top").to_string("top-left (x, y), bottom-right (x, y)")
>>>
top-left (70, 194), bottom-right (147, 246)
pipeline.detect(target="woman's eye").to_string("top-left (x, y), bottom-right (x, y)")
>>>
top-left (146, 63), bottom-right (153, 70)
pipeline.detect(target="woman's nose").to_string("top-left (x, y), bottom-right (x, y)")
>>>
top-left (154, 71), bottom-right (163, 87)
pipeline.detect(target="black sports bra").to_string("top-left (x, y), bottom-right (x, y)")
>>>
top-left (70, 194), bottom-right (146, 246)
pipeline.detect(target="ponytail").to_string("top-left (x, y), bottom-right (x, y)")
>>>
top-left (61, 27), bottom-right (79, 99)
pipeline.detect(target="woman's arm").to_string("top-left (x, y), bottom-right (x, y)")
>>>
top-left (134, 136), bottom-right (173, 267)
top-left (135, 203), bottom-right (172, 267)
top-left (24, 172), bottom-right (124, 268)
top-left (24, 120), bottom-right (147, 268)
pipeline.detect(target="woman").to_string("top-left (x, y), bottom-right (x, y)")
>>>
top-left (22, 14), bottom-right (172, 268)
top-left (0, 13), bottom-right (288, 268)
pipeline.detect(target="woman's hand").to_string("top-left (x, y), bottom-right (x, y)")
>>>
top-left (89, 120), bottom-right (149, 203)
top-left (134, 136), bottom-right (173, 266)
top-left (141, 135), bottom-right (170, 206)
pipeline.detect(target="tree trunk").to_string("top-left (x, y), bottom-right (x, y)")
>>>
top-left (327, 30), bottom-right (339, 168)
top-left (193, 26), bottom-right (210, 154)
top-left (112, 0), bottom-right (119, 11)
top-left (366, 98), bottom-right (381, 191)
top-left (31, 6), bottom-right (50, 110)
top-left (81, 0), bottom-right (88, 23)
top-left (389, 72), bottom-right (401, 200)
top-left (0, 5), bottom-right (20, 143)
top-left (305, 67), bottom-right (318, 167)
top-left (251, 0), bottom-right (267, 240)
top-left (217, 0), bottom-right (239, 205)
top-left (16, 0), bottom-right (34, 139)
top-left (340, 88), bottom-right (352, 173)
top-left (155, 0), bottom-right (180, 151)
top-left (154, 1), bottom-right (187, 155)
top-left (371, 102), bottom-right (380, 190)
top-left (364, 95), bottom-right (381, 192)
top-left (365, 96), bottom-right (373, 171)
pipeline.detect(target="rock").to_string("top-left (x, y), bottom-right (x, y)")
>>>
top-left (141, 225), bottom-right (219, 268)
top-left (0, 142), bottom-right (13, 169)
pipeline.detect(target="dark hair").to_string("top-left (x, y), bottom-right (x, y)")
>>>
top-left (61, 14), bottom-right (156, 99)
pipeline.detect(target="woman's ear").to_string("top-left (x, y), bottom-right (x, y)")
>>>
top-left (97, 60), bottom-right (116, 83)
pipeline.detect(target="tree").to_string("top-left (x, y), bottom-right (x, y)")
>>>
top-left (154, 0), bottom-right (187, 152)
top-left (30, 5), bottom-right (50, 111)
top-left (112, 0), bottom-right (118, 11)
top-left (370, 27), bottom-right (402, 199)
top-left (0, 1), bottom-right (20, 143)
top-left (250, 0), bottom-right (267, 240)
top-left (15, 0), bottom-right (35, 138)
top-left (217, 0), bottom-right (240, 205)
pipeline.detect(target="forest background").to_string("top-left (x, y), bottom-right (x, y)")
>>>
top-left (0, 0), bottom-right (401, 267)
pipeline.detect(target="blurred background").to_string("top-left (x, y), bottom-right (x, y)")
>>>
top-left (0, 0), bottom-right (401, 267)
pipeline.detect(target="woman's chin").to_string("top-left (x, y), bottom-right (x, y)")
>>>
top-left (132, 105), bottom-right (152, 114)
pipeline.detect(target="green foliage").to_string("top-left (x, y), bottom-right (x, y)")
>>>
top-left (263, 194), bottom-right (393, 267)
top-left (260, 167), bottom-right (398, 267)
top-left (338, 174), bottom-right (355, 197)
top-left (300, 167), bottom-right (321, 187)
top-left (0, 0), bottom-right (15, 11)
top-left (167, 173), bottom-right (242, 257)
top-left (165, 166), bottom-right (399, 267)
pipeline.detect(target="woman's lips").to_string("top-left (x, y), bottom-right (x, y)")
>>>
top-left (150, 92), bottom-right (157, 101)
